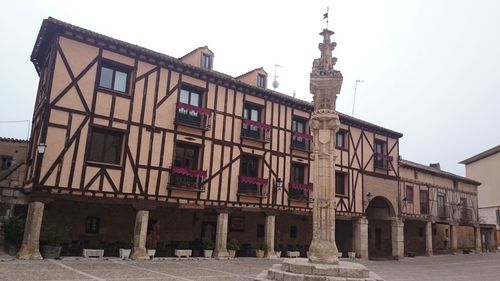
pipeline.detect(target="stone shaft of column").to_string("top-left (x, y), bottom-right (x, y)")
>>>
top-left (17, 201), bottom-right (45, 259)
top-left (425, 221), bottom-right (433, 256)
top-left (391, 219), bottom-right (404, 260)
top-left (130, 210), bottom-right (149, 260)
top-left (353, 218), bottom-right (368, 259)
top-left (264, 215), bottom-right (277, 259)
top-left (450, 224), bottom-right (458, 253)
top-left (475, 226), bottom-right (482, 254)
top-left (213, 212), bottom-right (230, 258)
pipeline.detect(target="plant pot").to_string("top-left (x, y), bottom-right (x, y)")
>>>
top-left (348, 252), bottom-right (356, 259)
top-left (83, 249), bottom-right (104, 258)
top-left (147, 249), bottom-right (156, 258)
top-left (276, 251), bottom-right (282, 258)
top-left (6, 245), bottom-right (18, 256)
top-left (119, 248), bottom-right (131, 259)
top-left (256, 249), bottom-right (265, 258)
top-left (174, 249), bottom-right (192, 258)
top-left (42, 245), bottom-right (62, 259)
top-left (204, 249), bottom-right (213, 258)
top-left (287, 251), bottom-right (300, 258)
top-left (337, 252), bottom-right (343, 258)
top-left (228, 250), bottom-right (236, 258)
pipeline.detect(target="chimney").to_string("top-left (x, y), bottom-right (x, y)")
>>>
top-left (429, 163), bottom-right (440, 170)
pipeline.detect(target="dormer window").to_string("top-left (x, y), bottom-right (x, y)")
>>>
top-left (201, 53), bottom-right (212, 70)
top-left (257, 74), bottom-right (266, 88)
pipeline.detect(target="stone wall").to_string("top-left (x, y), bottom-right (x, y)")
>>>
top-left (404, 220), bottom-right (426, 255)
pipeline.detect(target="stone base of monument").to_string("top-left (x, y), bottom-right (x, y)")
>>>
top-left (255, 258), bottom-right (384, 281)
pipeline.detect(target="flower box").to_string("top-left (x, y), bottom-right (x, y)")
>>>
top-left (174, 249), bottom-right (192, 258)
top-left (83, 249), bottom-right (104, 258)
top-left (287, 251), bottom-right (300, 258)
top-left (119, 248), bottom-right (131, 259)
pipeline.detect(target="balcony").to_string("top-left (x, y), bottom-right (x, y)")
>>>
top-left (374, 153), bottom-right (393, 169)
top-left (168, 166), bottom-right (207, 192)
top-left (241, 119), bottom-right (271, 142)
top-left (237, 175), bottom-right (268, 197)
top-left (461, 208), bottom-right (473, 222)
top-left (437, 206), bottom-right (450, 219)
top-left (288, 182), bottom-right (313, 201)
top-left (291, 131), bottom-right (312, 151)
top-left (175, 103), bottom-right (212, 130)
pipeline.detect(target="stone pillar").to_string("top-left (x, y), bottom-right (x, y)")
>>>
top-left (264, 214), bottom-right (277, 259)
top-left (17, 201), bottom-right (44, 259)
top-left (352, 217), bottom-right (368, 259)
top-left (391, 219), bottom-right (404, 260)
top-left (450, 224), bottom-right (458, 253)
top-left (213, 211), bottom-right (230, 258)
top-left (474, 225), bottom-right (482, 254)
top-left (425, 221), bottom-right (433, 256)
top-left (130, 209), bottom-right (149, 260)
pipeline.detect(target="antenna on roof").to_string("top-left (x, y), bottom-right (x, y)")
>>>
top-left (272, 64), bottom-right (282, 89)
top-left (293, 90), bottom-right (296, 99)
top-left (351, 79), bottom-right (364, 116)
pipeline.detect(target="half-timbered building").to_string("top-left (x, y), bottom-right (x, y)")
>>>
top-left (15, 17), bottom-right (483, 260)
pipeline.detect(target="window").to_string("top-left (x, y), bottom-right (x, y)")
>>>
top-left (289, 164), bottom-right (307, 200)
top-left (98, 61), bottom-right (130, 93)
top-left (242, 104), bottom-right (262, 139)
top-left (437, 194), bottom-right (446, 218)
top-left (257, 74), bottom-right (266, 88)
top-left (336, 130), bottom-right (346, 149)
top-left (240, 155), bottom-right (259, 177)
top-left (201, 53), bottom-right (212, 69)
top-left (85, 217), bottom-right (100, 234)
top-left (420, 190), bottom-right (429, 214)
top-left (418, 227), bottom-right (424, 237)
top-left (374, 140), bottom-right (387, 168)
top-left (335, 172), bottom-right (347, 196)
top-left (177, 87), bottom-right (202, 125)
top-left (405, 185), bottom-right (414, 203)
top-left (257, 224), bottom-right (265, 238)
top-left (174, 143), bottom-right (199, 169)
top-left (88, 127), bottom-right (124, 164)
top-left (292, 118), bottom-right (308, 149)
top-left (238, 155), bottom-right (261, 195)
top-left (1, 156), bottom-right (13, 170)
top-left (290, 226), bottom-right (297, 238)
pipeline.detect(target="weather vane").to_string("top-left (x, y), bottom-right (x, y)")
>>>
top-left (323, 7), bottom-right (329, 29)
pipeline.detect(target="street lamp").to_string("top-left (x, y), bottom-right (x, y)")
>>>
top-left (276, 178), bottom-right (283, 190)
top-left (37, 142), bottom-right (47, 154)
top-left (366, 192), bottom-right (373, 203)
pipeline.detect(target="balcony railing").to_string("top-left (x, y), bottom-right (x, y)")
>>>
top-left (291, 131), bottom-right (312, 151)
top-left (374, 153), bottom-right (393, 169)
top-left (461, 208), bottom-right (473, 222)
top-left (288, 182), bottom-right (313, 201)
top-left (437, 206), bottom-right (450, 219)
top-left (241, 119), bottom-right (271, 142)
top-left (237, 175), bottom-right (268, 197)
top-left (169, 166), bottom-right (207, 191)
top-left (175, 103), bottom-right (212, 130)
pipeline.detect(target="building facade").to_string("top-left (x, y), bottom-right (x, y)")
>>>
top-left (461, 145), bottom-right (500, 250)
top-left (15, 17), bottom-right (483, 259)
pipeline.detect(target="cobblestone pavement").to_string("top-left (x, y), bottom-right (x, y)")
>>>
top-left (0, 253), bottom-right (499, 281)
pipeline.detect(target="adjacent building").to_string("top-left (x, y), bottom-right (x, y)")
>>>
top-left (15, 17), bottom-right (485, 259)
top-left (461, 145), bottom-right (500, 250)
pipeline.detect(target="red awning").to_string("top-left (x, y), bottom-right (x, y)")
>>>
top-left (292, 131), bottom-right (313, 140)
top-left (176, 102), bottom-right (213, 116)
top-left (242, 119), bottom-right (272, 130)
top-left (171, 166), bottom-right (207, 178)
top-left (289, 182), bottom-right (313, 191)
top-left (238, 175), bottom-right (269, 185)
top-left (374, 153), bottom-right (393, 161)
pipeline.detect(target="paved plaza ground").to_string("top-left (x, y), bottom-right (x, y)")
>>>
top-left (0, 253), bottom-right (499, 281)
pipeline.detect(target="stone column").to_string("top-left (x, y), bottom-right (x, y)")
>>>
top-left (391, 219), bottom-right (404, 260)
top-left (474, 225), bottom-right (482, 254)
top-left (213, 211), bottom-right (230, 258)
top-left (352, 217), bottom-right (368, 259)
top-left (425, 221), bottom-right (433, 256)
top-left (264, 214), bottom-right (277, 259)
top-left (130, 209), bottom-right (149, 260)
top-left (17, 201), bottom-right (45, 259)
top-left (450, 224), bottom-right (458, 253)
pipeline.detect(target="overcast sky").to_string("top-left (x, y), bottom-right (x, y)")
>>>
top-left (1, 0), bottom-right (499, 176)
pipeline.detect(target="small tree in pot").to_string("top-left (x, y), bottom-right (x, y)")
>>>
top-left (41, 225), bottom-right (70, 259)
top-left (255, 242), bottom-right (267, 258)
top-left (202, 237), bottom-right (214, 258)
top-left (227, 238), bottom-right (240, 258)
top-left (1, 216), bottom-right (24, 255)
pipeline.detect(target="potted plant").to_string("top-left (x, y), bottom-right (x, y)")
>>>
top-left (287, 244), bottom-right (300, 258)
top-left (255, 242), bottom-right (267, 258)
top-left (119, 236), bottom-right (133, 259)
top-left (202, 237), bottom-right (214, 258)
top-left (274, 242), bottom-right (281, 258)
top-left (227, 238), bottom-right (240, 258)
top-left (41, 225), bottom-right (70, 259)
top-left (174, 241), bottom-right (192, 258)
top-left (83, 240), bottom-right (104, 258)
top-left (1, 216), bottom-right (24, 256)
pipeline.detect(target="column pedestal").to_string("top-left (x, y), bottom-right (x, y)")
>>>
top-left (425, 221), bottom-right (433, 256)
top-left (352, 217), bottom-right (368, 259)
top-left (450, 224), bottom-right (458, 254)
top-left (17, 201), bottom-right (44, 259)
top-left (130, 210), bottom-right (149, 260)
top-left (264, 215), bottom-right (277, 259)
top-left (213, 212), bottom-right (230, 258)
top-left (391, 219), bottom-right (404, 260)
